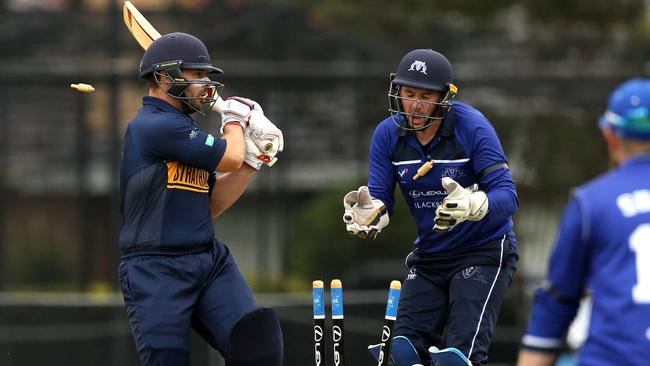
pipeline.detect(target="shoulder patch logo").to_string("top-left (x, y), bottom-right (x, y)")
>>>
top-left (408, 60), bottom-right (427, 75)
top-left (205, 134), bottom-right (215, 146)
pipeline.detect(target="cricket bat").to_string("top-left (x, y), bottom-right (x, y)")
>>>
top-left (122, 1), bottom-right (226, 112)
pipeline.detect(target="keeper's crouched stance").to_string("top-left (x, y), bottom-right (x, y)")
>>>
top-left (345, 49), bottom-right (518, 366)
top-left (118, 33), bottom-right (283, 366)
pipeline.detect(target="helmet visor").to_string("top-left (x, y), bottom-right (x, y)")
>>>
top-left (183, 63), bottom-right (223, 75)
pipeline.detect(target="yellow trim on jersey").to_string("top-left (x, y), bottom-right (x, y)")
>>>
top-left (166, 184), bottom-right (209, 193)
top-left (166, 161), bottom-right (210, 193)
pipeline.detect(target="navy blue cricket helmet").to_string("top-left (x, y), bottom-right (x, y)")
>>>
top-left (139, 32), bottom-right (223, 114)
top-left (388, 49), bottom-right (458, 130)
top-left (139, 32), bottom-right (222, 78)
top-left (599, 78), bottom-right (650, 140)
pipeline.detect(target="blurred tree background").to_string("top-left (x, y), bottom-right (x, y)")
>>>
top-left (0, 0), bottom-right (649, 364)
top-left (1, 0), bottom-right (648, 291)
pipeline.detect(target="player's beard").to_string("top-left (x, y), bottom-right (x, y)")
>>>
top-left (181, 84), bottom-right (209, 115)
top-left (180, 95), bottom-right (202, 114)
top-left (181, 101), bottom-right (195, 115)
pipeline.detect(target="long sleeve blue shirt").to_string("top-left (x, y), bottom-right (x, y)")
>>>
top-left (368, 101), bottom-right (518, 253)
top-left (522, 154), bottom-right (650, 365)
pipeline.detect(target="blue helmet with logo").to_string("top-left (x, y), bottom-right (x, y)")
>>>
top-left (599, 78), bottom-right (650, 140)
top-left (388, 49), bottom-right (458, 130)
top-left (393, 49), bottom-right (453, 91)
top-left (139, 32), bottom-right (222, 78)
top-left (139, 32), bottom-right (224, 114)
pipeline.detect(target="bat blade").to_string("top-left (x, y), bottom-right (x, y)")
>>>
top-left (123, 1), bottom-right (161, 50)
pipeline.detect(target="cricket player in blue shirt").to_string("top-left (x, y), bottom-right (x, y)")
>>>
top-left (344, 49), bottom-right (519, 366)
top-left (517, 79), bottom-right (650, 366)
top-left (118, 32), bottom-right (284, 366)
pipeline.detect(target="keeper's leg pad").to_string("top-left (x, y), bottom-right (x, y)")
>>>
top-left (224, 307), bottom-right (283, 366)
top-left (428, 346), bottom-right (472, 366)
top-left (368, 336), bottom-right (422, 366)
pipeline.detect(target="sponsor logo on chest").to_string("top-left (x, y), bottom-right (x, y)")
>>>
top-left (166, 161), bottom-right (210, 193)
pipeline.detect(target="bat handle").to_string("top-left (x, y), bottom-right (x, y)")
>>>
top-left (211, 96), bottom-right (226, 114)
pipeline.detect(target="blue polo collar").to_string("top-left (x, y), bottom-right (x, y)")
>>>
top-left (621, 152), bottom-right (650, 168)
top-left (142, 96), bottom-right (184, 115)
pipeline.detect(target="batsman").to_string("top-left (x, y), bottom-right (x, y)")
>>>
top-left (344, 49), bottom-right (519, 366)
top-left (118, 32), bottom-right (283, 366)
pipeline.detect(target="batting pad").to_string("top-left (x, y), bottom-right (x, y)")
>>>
top-left (224, 307), bottom-right (283, 366)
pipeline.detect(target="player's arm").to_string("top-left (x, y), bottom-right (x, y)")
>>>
top-left (471, 121), bottom-right (518, 218)
top-left (367, 124), bottom-right (397, 215)
top-left (144, 98), bottom-right (276, 174)
top-left (216, 124), bottom-right (245, 172)
top-left (143, 115), bottom-right (228, 174)
top-left (434, 120), bottom-right (517, 231)
top-left (209, 164), bottom-right (256, 219)
top-left (518, 195), bottom-right (589, 362)
top-left (516, 349), bottom-right (558, 366)
top-left (219, 97), bottom-right (284, 171)
top-left (342, 123), bottom-right (394, 239)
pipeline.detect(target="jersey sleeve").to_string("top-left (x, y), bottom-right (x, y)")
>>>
top-left (143, 116), bottom-right (226, 172)
top-left (367, 123), bottom-right (396, 216)
top-left (208, 172), bottom-right (217, 195)
top-left (471, 120), bottom-right (518, 219)
top-left (522, 195), bottom-right (589, 351)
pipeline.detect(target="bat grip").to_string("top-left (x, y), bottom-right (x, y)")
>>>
top-left (211, 96), bottom-right (226, 113)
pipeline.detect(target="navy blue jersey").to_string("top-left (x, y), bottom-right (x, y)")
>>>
top-left (523, 154), bottom-right (650, 365)
top-left (119, 97), bottom-right (226, 251)
top-left (368, 101), bottom-right (518, 253)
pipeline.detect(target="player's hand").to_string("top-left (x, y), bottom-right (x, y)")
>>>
top-left (219, 97), bottom-right (262, 133)
top-left (342, 186), bottom-right (389, 239)
top-left (434, 177), bottom-right (488, 232)
top-left (244, 109), bottom-right (284, 169)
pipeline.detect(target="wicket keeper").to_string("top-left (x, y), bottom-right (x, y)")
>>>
top-left (344, 49), bottom-right (519, 366)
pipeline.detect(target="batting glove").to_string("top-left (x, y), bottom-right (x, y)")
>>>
top-left (434, 177), bottom-right (489, 232)
top-left (244, 109), bottom-right (284, 170)
top-left (342, 186), bottom-right (389, 239)
top-left (219, 97), bottom-right (262, 133)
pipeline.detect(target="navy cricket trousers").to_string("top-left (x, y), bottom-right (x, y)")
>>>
top-left (394, 237), bottom-right (518, 366)
top-left (119, 239), bottom-right (256, 366)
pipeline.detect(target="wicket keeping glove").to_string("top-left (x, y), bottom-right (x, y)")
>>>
top-left (434, 177), bottom-right (489, 232)
top-left (244, 109), bottom-right (284, 170)
top-left (342, 186), bottom-right (389, 239)
top-left (219, 97), bottom-right (262, 133)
